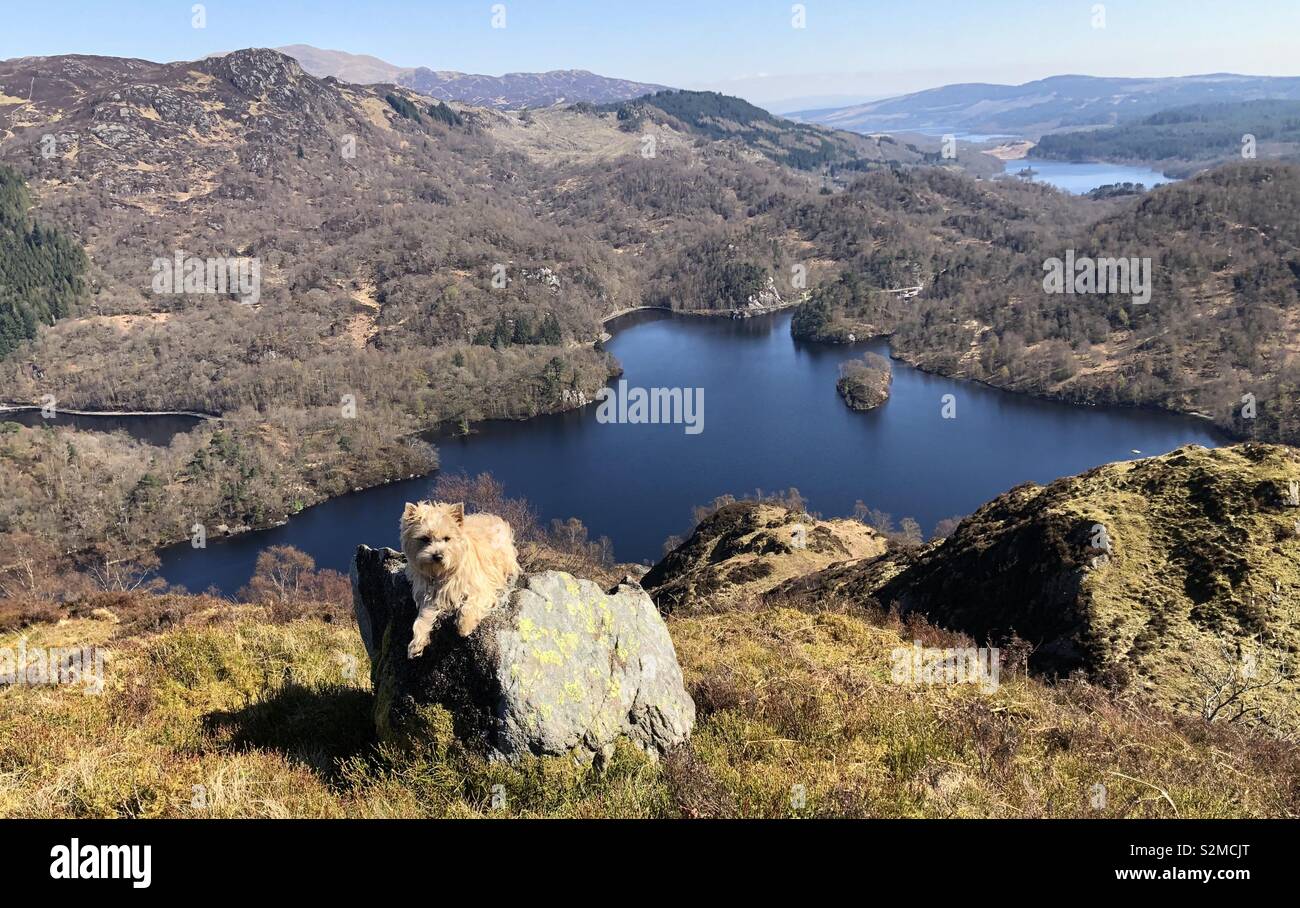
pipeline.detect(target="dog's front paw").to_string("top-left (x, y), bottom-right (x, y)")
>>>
top-left (455, 610), bottom-right (481, 638)
top-left (407, 638), bottom-right (428, 659)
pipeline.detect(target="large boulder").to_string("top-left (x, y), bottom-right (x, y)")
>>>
top-left (351, 545), bottom-right (694, 761)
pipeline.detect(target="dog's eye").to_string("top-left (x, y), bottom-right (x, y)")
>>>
top-left (442, 536), bottom-right (452, 542)
top-left (418, 535), bottom-right (431, 545)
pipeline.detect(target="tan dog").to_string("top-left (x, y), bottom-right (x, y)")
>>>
top-left (400, 500), bottom-right (520, 658)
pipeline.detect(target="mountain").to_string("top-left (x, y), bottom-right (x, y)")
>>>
top-left (764, 93), bottom-right (881, 115)
top-left (274, 43), bottom-right (668, 108)
top-left (792, 74), bottom-right (1300, 138)
top-left (3, 48), bottom-right (1300, 815)
top-left (275, 43), bottom-right (405, 84)
top-left (2, 47), bottom-right (1299, 599)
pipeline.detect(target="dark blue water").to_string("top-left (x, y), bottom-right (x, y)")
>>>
top-left (159, 311), bottom-right (1224, 595)
top-left (0, 409), bottom-right (205, 446)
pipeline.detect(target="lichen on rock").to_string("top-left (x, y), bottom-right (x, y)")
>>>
top-left (351, 545), bottom-right (694, 761)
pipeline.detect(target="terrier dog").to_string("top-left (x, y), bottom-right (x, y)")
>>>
top-left (400, 500), bottom-right (520, 658)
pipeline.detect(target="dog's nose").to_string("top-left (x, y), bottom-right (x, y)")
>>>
top-left (429, 552), bottom-right (443, 561)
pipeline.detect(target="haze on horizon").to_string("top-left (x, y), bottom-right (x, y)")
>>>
top-left (1, 0), bottom-right (1297, 111)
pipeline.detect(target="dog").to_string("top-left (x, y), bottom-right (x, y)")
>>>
top-left (400, 500), bottom-right (520, 658)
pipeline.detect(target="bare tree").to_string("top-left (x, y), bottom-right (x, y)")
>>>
top-left (1183, 639), bottom-right (1295, 731)
top-left (84, 549), bottom-right (163, 593)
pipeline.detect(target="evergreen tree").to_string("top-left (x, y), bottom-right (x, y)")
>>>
top-left (0, 167), bottom-right (87, 359)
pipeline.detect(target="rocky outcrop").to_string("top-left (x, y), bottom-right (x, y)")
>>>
top-left (641, 501), bottom-right (886, 613)
top-left (351, 545), bottom-right (694, 761)
top-left (772, 545), bottom-right (923, 602)
top-left (772, 444), bottom-right (1300, 723)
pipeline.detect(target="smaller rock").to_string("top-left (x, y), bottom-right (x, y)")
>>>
top-left (790, 524), bottom-right (808, 550)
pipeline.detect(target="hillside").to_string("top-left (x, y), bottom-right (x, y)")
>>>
top-left (7, 591), bottom-right (1293, 818)
top-left (794, 74), bottom-right (1300, 138)
top-left (793, 162), bottom-right (1300, 447)
top-left (596, 89), bottom-right (928, 173)
top-left (776, 444), bottom-right (1300, 732)
top-left (275, 44), bottom-right (668, 107)
top-left (4, 450), bottom-right (1300, 818)
top-left (0, 50), bottom-right (817, 565)
top-left (1030, 99), bottom-right (1300, 175)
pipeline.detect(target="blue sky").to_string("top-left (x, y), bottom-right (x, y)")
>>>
top-left (2, 0), bottom-right (1297, 108)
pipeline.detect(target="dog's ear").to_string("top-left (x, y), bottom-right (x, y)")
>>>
top-left (450, 503), bottom-right (465, 525)
top-left (402, 502), bottom-right (419, 520)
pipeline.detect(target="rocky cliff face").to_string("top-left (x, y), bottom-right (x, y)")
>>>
top-left (774, 444), bottom-right (1300, 726)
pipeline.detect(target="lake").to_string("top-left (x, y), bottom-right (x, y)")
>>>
top-left (890, 127), bottom-right (1177, 194)
top-left (1006, 160), bottom-right (1176, 195)
top-left (158, 311), bottom-right (1225, 595)
top-left (0, 409), bottom-right (206, 446)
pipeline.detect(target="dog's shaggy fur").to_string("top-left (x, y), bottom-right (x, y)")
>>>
top-left (400, 500), bottom-right (520, 657)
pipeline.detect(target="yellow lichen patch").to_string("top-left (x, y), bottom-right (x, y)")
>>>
top-left (556, 631), bottom-right (580, 659)
top-left (516, 616), bottom-right (540, 642)
top-left (538, 648), bottom-right (564, 667)
top-left (561, 679), bottom-right (586, 703)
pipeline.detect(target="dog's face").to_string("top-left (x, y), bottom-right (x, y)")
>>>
top-left (400, 501), bottom-right (466, 577)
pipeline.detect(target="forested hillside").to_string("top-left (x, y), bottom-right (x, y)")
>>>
top-left (0, 166), bottom-right (85, 357)
top-left (795, 163), bottom-right (1300, 444)
top-left (1032, 100), bottom-right (1300, 173)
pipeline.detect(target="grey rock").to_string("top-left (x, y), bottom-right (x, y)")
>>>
top-left (351, 545), bottom-right (694, 762)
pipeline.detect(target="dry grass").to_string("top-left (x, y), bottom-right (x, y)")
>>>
top-left (1, 586), bottom-right (1296, 818)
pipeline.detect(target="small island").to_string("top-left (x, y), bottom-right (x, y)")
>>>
top-left (836, 352), bottom-right (893, 411)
